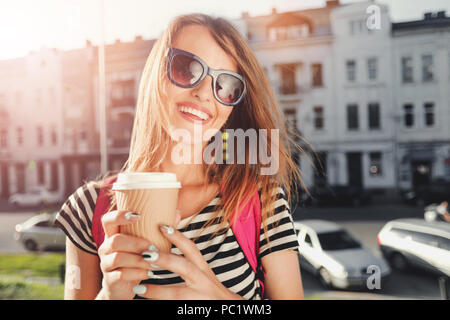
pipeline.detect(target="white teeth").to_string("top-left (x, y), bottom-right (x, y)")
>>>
top-left (179, 106), bottom-right (209, 121)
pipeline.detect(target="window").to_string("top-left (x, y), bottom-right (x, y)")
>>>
top-left (402, 57), bottom-right (413, 83)
top-left (389, 228), bottom-right (412, 239)
top-left (422, 54), bottom-right (434, 82)
top-left (279, 64), bottom-right (297, 94)
top-left (403, 104), bottom-right (414, 127)
top-left (37, 126), bottom-right (44, 146)
top-left (367, 57), bottom-right (378, 80)
top-left (0, 129), bottom-right (7, 148)
top-left (424, 102), bottom-right (435, 127)
top-left (349, 20), bottom-right (367, 35)
top-left (268, 25), bottom-right (309, 41)
top-left (311, 63), bottom-right (323, 87)
top-left (346, 60), bottom-right (356, 82)
top-left (313, 106), bottom-right (324, 130)
top-left (317, 230), bottom-right (361, 251)
top-left (50, 161), bottom-right (59, 191)
top-left (347, 104), bottom-right (359, 130)
top-left (284, 108), bottom-right (297, 131)
top-left (37, 162), bottom-right (45, 185)
top-left (369, 152), bottom-right (382, 176)
top-left (17, 127), bottom-right (23, 145)
top-left (304, 233), bottom-right (313, 246)
top-left (51, 127), bottom-right (58, 146)
top-left (368, 103), bottom-right (380, 130)
top-left (111, 79), bottom-right (135, 107)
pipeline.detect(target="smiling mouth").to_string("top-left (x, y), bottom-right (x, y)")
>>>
top-left (177, 104), bottom-right (212, 124)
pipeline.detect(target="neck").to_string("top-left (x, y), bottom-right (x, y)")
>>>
top-left (159, 140), bottom-right (209, 187)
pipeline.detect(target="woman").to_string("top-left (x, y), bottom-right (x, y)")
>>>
top-left (55, 13), bottom-right (305, 300)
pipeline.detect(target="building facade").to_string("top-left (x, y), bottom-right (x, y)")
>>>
top-left (237, 0), bottom-right (450, 193)
top-left (392, 12), bottom-right (450, 191)
top-left (1, 0), bottom-right (449, 202)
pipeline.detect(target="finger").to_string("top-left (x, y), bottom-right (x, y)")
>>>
top-left (99, 233), bottom-right (153, 255)
top-left (141, 249), bottom-right (197, 284)
top-left (101, 210), bottom-right (141, 238)
top-left (134, 284), bottom-right (205, 300)
top-left (159, 225), bottom-right (209, 271)
top-left (106, 268), bottom-right (151, 283)
top-left (101, 251), bottom-right (156, 272)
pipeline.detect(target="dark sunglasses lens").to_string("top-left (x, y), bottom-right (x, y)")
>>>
top-left (170, 54), bottom-right (203, 86)
top-left (215, 73), bottom-right (244, 104)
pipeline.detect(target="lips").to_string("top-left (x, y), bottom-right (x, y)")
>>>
top-left (176, 101), bottom-right (213, 124)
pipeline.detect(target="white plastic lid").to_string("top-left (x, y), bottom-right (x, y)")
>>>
top-left (112, 172), bottom-right (182, 190)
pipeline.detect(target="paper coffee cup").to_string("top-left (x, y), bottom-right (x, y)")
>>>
top-left (112, 172), bottom-right (181, 253)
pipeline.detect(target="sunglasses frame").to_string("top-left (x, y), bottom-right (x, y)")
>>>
top-left (166, 47), bottom-right (246, 107)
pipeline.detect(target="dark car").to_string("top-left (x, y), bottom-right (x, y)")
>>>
top-left (310, 185), bottom-right (371, 207)
top-left (403, 177), bottom-right (450, 206)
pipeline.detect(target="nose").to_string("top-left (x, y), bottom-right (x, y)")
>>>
top-left (191, 75), bottom-right (213, 102)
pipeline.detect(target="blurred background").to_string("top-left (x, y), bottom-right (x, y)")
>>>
top-left (0, 0), bottom-right (449, 300)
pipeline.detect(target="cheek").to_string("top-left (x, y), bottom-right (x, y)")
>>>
top-left (216, 106), bottom-right (233, 128)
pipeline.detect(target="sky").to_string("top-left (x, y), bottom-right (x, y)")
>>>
top-left (1, 0), bottom-right (450, 61)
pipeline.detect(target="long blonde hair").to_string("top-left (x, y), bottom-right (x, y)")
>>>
top-left (92, 13), bottom-right (306, 240)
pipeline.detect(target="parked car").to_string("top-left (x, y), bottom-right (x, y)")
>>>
top-left (15, 212), bottom-right (66, 252)
top-left (310, 185), bottom-right (371, 207)
top-left (377, 218), bottom-right (450, 277)
top-left (294, 220), bottom-right (390, 289)
top-left (9, 186), bottom-right (62, 208)
top-left (424, 202), bottom-right (450, 223)
top-left (402, 177), bottom-right (450, 206)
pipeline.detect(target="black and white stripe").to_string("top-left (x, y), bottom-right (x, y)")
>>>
top-left (54, 182), bottom-right (299, 300)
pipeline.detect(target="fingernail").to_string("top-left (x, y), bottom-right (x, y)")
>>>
top-left (161, 225), bottom-right (174, 235)
top-left (148, 245), bottom-right (158, 252)
top-left (133, 285), bottom-right (147, 295)
top-left (125, 212), bottom-right (140, 220)
top-left (142, 250), bottom-right (159, 262)
top-left (150, 264), bottom-right (160, 269)
top-left (148, 270), bottom-right (162, 279)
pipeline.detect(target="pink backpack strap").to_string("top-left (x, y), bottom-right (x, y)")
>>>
top-left (92, 176), bottom-right (117, 249)
top-left (230, 190), bottom-right (265, 297)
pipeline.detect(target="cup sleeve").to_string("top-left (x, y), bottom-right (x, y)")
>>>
top-left (54, 182), bottom-right (99, 255)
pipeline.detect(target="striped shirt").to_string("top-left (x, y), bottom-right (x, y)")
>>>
top-left (55, 182), bottom-right (299, 300)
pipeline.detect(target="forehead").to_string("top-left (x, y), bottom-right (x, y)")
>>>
top-left (171, 25), bottom-right (238, 73)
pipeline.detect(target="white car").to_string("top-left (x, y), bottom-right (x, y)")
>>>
top-left (295, 220), bottom-right (391, 289)
top-left (9, 186), bottom-right (62, 208)
top-left (15, 213), bottom-right (66, 251)
top-left (377, 218), bottom-right (450, 277)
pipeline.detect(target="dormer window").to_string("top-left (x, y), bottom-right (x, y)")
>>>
top-left (267, 13), bottom-right (312, 41)
top-left (268, 24), bottom-right (309, 41)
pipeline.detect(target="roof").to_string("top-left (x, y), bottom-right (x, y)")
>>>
top-left (267, 12), bottom-right (312, 29)
top-left (294, 219), bottom-right (343, 234)
top-left (393, 12), bottom-right (450, 31)
top-left (388, 218), bottom-right (450, 236)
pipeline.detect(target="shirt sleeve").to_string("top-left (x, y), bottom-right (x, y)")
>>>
top-left (54, 182), bottom-right (100, 255)
top-left (259, 185), bottom-right (299, 258)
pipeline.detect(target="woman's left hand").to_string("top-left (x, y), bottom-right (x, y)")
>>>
top-left (133, 225), bottom-right (245, 300)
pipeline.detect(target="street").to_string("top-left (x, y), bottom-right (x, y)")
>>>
top-left (293, 199), bottom-right (444, 299)
top-left (0, 199), bottom-right (446, 299)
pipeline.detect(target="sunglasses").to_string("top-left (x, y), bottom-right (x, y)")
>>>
top-left (166, 47), bottom-right (246, 106)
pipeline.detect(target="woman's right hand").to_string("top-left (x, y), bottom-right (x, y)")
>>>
top-left (96, 210), bottom-right (154, 300)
